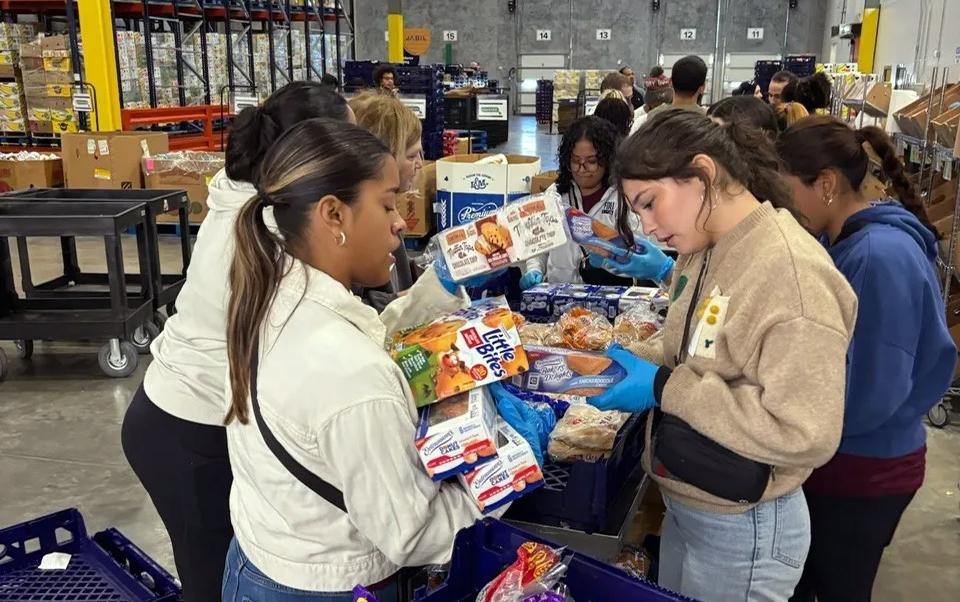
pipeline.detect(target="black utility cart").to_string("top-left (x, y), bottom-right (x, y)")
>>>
top-left (0, 193), bottom-right (187, 380)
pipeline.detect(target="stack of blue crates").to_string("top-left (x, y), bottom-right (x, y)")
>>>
top-left (536, 79), bottom-right (554, 124)
top-left (784, 54), bottom-right (817, 78)
top-left (754, 60), bottom-right (782, 95)
top-left (343, 60), bottom-right (376, 90)
top-left (397, 64), bottom-right (446, 160)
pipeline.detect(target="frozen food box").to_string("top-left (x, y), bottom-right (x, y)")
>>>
top-left (565, 207), bottom-right (633, 259)
top-left (437, 192), bottom-right (568, 282)
top-left (458, 417), bottom-right (544, 513)
top-left (391, 296), bottom-right (529, 408)
top-left (551, 284), bottom-right (598, 317)
top-left (519, 282), bottom-right (566, 320)
top-left (512, 345), bottom-right (627, 403)
top-left (585, 285), bottom-right (629, 320)
top-left (619, 285), bottom-right (670, 313)
top-left (415, 387), bottom-right (499, 481)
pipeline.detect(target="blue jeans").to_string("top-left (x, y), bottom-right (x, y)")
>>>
top-left (659, 488), bottom-right (811, 602)
top-left (221, 538), bottom-right (400, 602)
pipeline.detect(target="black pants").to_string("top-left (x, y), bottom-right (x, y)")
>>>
top-left (122, 384), bottom-right (234, 602)
top-left (790, 492), bottom-right (915, 602)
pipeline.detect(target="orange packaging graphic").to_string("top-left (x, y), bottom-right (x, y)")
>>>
top-left (391, 296), bottom-right (529, 407)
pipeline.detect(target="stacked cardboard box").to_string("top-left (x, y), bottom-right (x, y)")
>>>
top-left (116, 31), bottom-right (149, 108)
top-left (143, 151), bottom-right (224, 223)
top-left (0, 23), bottom-right (36, 78)
top-left (0, 151), bottom-right (63, 191)
top-left (61, 131), bottom-right (169, 189)
top-left (0, 23), bottom-right (37, 134)
top-left (20, 36), bottom-right (77, 136)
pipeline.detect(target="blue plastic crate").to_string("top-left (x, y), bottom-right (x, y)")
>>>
top-left (503, 408), bottom-right (647, 533)
top-left (0, 509), bottom-right (181, 602)
top-left (412, 519), bottom-right (692, 602)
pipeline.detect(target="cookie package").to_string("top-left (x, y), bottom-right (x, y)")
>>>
top-left (415, 387), bottom-right (499, 481)
top-left (391, 296), bottom-right (529, 408)
top-left (458, 417), bottom-right (545, 514)
top-left (512, 345), bottom-right (626, 403)
top-left (437, 191), bottom-right (569, 282)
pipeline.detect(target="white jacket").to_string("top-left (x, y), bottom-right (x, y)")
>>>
top-left (524, 183), bottom-right (644, 284)
top-left (144, 169), bottom-right (254, 425)
top-left (227, 261), bottom-right (486, 592)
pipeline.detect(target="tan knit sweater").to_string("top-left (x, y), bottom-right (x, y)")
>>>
top-left (630, 202), bottom-right (858, 513)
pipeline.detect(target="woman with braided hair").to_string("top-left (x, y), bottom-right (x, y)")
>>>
top-left (778, 116), bottom-right (955, 602)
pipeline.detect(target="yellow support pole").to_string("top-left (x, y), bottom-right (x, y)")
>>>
top-left (77, 0), bottom-right (122, 131)
top-left (387, 0), bottom-right (403, 63)
top-left (859, 7), bottom-right (880, 74)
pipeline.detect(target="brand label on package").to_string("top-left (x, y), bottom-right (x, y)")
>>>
top-left (414, 388), bottom-right (499, 481)
top-left (520, 283), bottom-right (567, 319)
top-left (435, 154), bottom-right (541, 229)
top-left (458, 418), bottom-right (544, 513)
top-left (513, 345), bottom-right (627, 402)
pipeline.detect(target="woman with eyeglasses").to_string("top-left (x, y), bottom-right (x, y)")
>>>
top-left (520, 116), bottom-right (648, 288)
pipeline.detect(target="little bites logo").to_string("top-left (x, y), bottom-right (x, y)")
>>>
top-left (461, 327), bottom-right (515, 380)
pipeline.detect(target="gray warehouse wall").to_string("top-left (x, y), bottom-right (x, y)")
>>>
top-left (354, 0), bottom-right (827, 84)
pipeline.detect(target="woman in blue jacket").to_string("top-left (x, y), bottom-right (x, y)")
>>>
top-left (777, 116), bottom-right (956, 602)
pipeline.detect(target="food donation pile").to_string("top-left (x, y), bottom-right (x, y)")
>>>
top-left (391, 189), bottom-right (668, 514)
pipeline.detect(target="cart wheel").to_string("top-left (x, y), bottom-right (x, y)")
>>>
top-left (0, 347), bottom-right (7, 381)
top-left (15, 339), bottom-right (33, 360)
top-left (927, 402), bottom-right (950, 428)
top-left (130, 321), bottom-right (160, 355)
top-left (98, 341), bottom-right (138, 378)
top-left (166, 301), bottom-right (177, 316)
top-left (153, 311), bottom-right (168, 330)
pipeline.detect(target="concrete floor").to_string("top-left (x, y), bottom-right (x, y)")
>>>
top-left (1, 117), bottom-right (959, 601)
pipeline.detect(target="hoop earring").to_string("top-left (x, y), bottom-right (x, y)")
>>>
top-left (824, 194), bottom-right (834, 207)
top-left (337, 231), bottom-right (347, 246)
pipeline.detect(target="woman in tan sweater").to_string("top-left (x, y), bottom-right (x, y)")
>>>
top-left (588, 110), bottom-right (858, 601)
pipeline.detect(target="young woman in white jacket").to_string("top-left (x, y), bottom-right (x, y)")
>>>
top-left (120, 83), bottom-right (354, 602)
top-left (520, 116), bottom-right (650, 288)
top-left (220, 119), bottom-right (489, 601)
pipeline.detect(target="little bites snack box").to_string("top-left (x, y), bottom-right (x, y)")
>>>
top-left (458, 417), bottom-right (544, 513)
top-left (391, 297), bottom-right (529, 408)
top-left (415, 388), bottom-right (499, 481)
top-left (513, 346), bottom-right (627, 403)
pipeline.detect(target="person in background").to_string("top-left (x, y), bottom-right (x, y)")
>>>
top-left (519, 116), bottom-right (647, 288)
top-left (373, 63), bottom-right (398, 93)
top-left (778, 116), bottom-right (955, 602)
top-left (776, 101), bottom-right (810, 131)
top-left (588, 109), bottom-right (858, 601)
top-left (619, 65), bottom-right (645, 110)
top-left (629, 73), bottom-right (674, 135)
top-left (600, 71), bottom-right (635, 102)
top-left (643, 55), bottom-right (708, 124)
top-left (707, 95), bottom-right (779, 139)
top-left (594, 94), bottom-right (634, 136)
top-left (121, 82), bottom-right (354, 602)
top-left (782, 73), bottom-right (831, 114)
top-left (349, 90), bottom-right (424, 308)
top-left (469, 60), bottom-right (481, 70)
top-left (732, 80), bottom-right (764, 99)
top-left (320, 73), bottom-right (339, 89)
top-left (768, 70), bottom-right (798, 106)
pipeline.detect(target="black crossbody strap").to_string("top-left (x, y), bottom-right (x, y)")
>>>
top-left (249, 338), bottom-right (348, 513)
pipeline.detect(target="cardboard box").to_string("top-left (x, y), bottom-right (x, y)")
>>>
top-left (552, 284), bottom-right (598, 317)
top-left (61, 132), bottom-right (169, 189)
top-left (40, 35), bottom-right (70, 53)
top-left (399, 160), bottom-right (435, 237)
top-left (893, 83), bottom-right (960, 139)
top-left (520, 283), bottom-right (566, 320)
top-left (0, 158), bottom-right (64, 192)
top-left (390, 296), bottom-right (528, 407)
top-left (530, 170), bottom-right (558, 195)
top-left (435, 153), bottom-right (541, 230)
top-left (932, 106), bottom-right (960, 148)
top-left (29, 119), bottom-right (53, 135)
top-left (458, 417), bottom-right (544, 514)
top-left (143, 151), bottom-right (224, 223)
top-left (414, 387), bottom-right (499, 481)
top-left (585, 285), bottom-right (629, 320)
top-left (863, 82), bottom-right (891, 117)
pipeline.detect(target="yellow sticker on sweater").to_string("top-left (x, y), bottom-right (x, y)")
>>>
top-left (692, 294), bottom-right (729, 359)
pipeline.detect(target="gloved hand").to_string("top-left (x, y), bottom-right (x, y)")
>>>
top-left (434, 253), bottom-right (506, 294)
top-left (587, 242), bottom-right (674, 282)
top-left (488, 382), bottom-right (556, 467)
top-left (519, 270), bottom-right (544, 290)
top-left (587, 344), bottom-right (661, 413)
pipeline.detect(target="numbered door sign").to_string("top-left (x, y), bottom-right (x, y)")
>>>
top-left (443, 30), bottom-right (458, 42)
top-left (536, 30), bottom-right (552, 42)
top-left (747, 28), bottom-right (764, 41)
top-left (596, 29), bottom-right (611, 41)
top-left (680, 28), bottom-right (697, 41)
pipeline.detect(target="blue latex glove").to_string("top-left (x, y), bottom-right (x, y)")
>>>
top-left (519, 270), bottom-right (544, 290)
top-left (587, 242), bottom-right (674, 282)
top-left (587, 344), bottom-right (661, 413)
top-left (434, 253), bottom-right (506, 294)
top-left (488, 382), bottom-right (556, 467)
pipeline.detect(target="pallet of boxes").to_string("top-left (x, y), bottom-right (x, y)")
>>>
top-left (0, 22), bottom-right (37, 138)
top-left (20, 35), bottom-right (77, 139)
top-left (143, 151), bottom-right (225, 226)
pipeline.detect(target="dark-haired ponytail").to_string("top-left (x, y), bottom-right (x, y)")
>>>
top-left (225, 106), bottom-right (281, 184)
top-left (856, 126), bottom-right (940, 239)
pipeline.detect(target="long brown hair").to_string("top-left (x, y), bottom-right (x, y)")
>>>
top-left (225, 118), bottom-right (392, 424)
top-left (776, 115), bottom-right (937, 238)
top-left (614, 109), bottom-right (794, 247)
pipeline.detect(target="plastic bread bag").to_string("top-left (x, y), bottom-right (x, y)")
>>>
top-left (417, 190), bottom-right (569, 284)
top-left (547, 438), bottom-right (612, 463)
top-left (476, 543), bottom-right (568, 602)
top-left (556, 307), bottom-right (613, 351)
top-left (549, 403), bottom-right (629, 452)
top-left (612, 301), bottom-right (664, 347)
